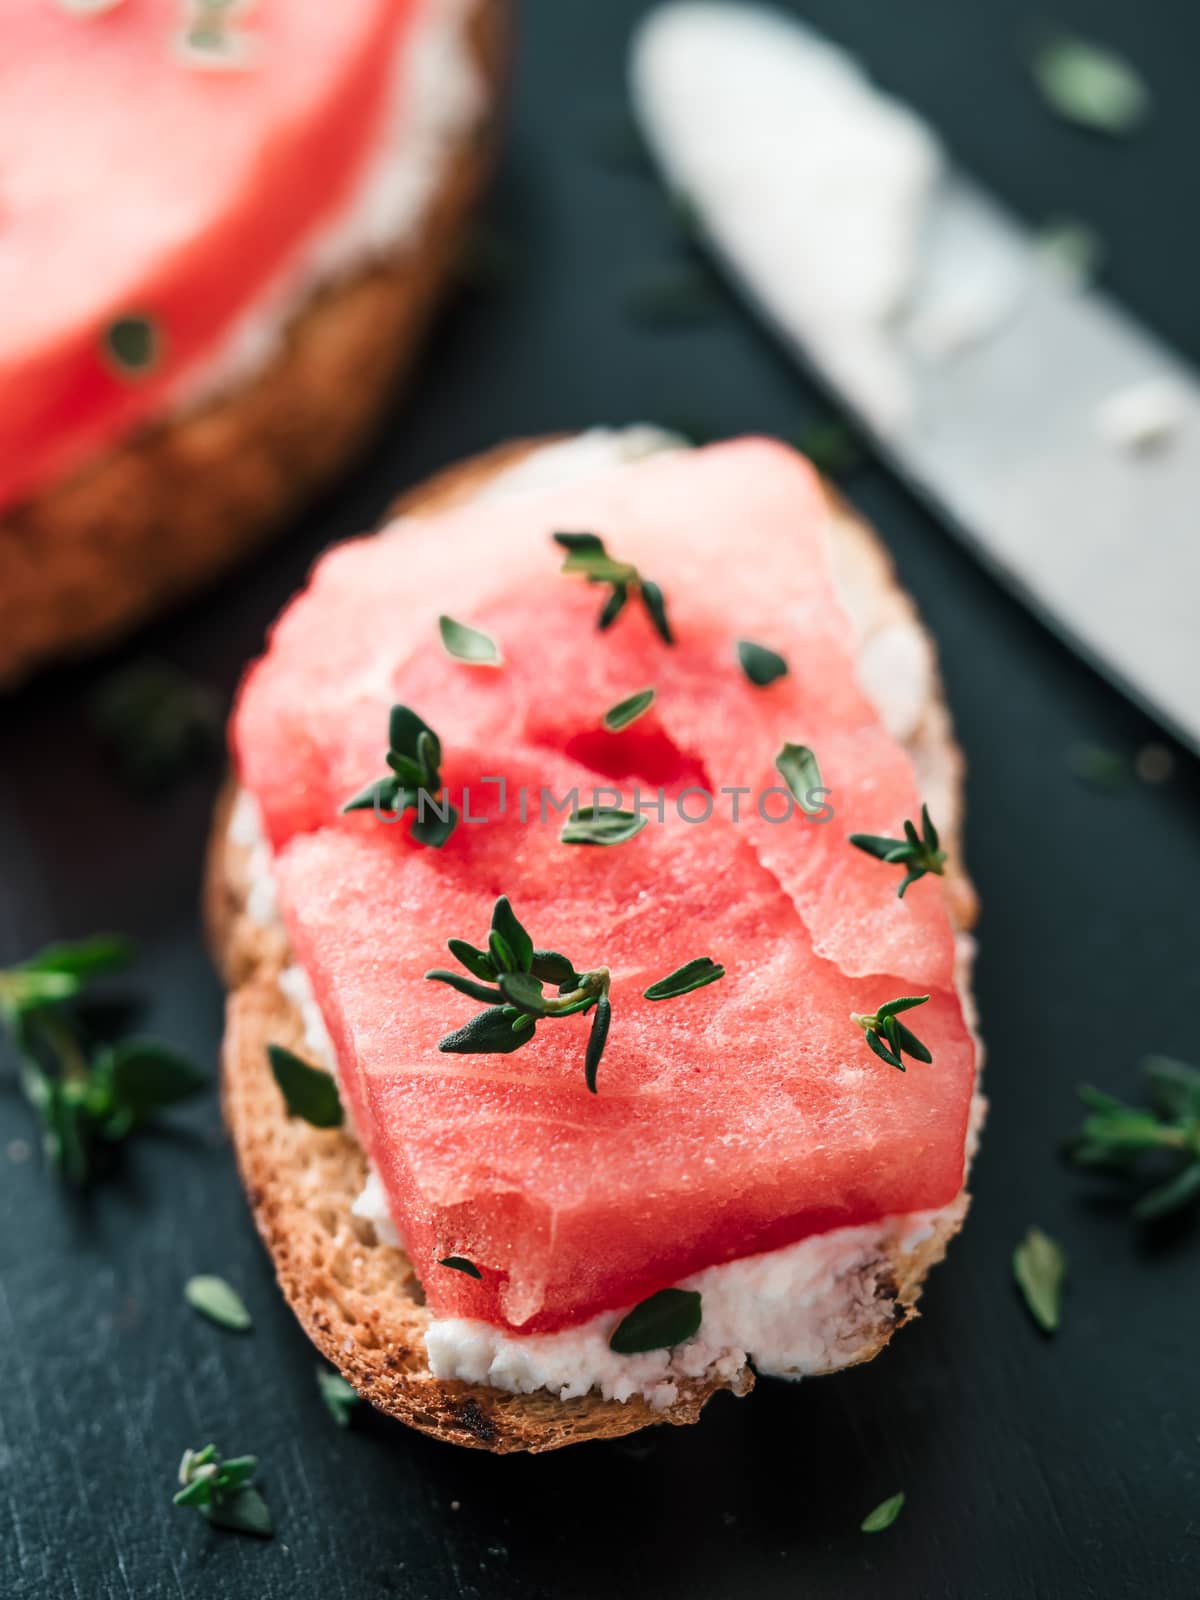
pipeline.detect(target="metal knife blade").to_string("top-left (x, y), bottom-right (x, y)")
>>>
top-left (632, 4), bottom-right (1200, 753)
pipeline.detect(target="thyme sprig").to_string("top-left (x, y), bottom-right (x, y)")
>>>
top-left (426, 898), bottom-right (720, 1093)
top-left (426, 896), bottom-right (613, 1091)
top-left (849, 804), bottom-right (946, 898)
top-left (174, 1445), bottom-right (272, 1539)
top-left (1066, 1057), bottom-right (1200, 1222)
top-left (342, 704), bottom-right (458, 847)
top-left (1, 937), bottom-right (205, 1183)
top-left (553, 532), bottom-right (673, 643)
top-left (852, 995), bottom-right (932, 1071)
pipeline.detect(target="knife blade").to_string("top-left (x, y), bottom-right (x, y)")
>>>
top-left (631, 2), bottom-right (1200, 753)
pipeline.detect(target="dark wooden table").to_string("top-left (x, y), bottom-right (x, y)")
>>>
top-left (2, 2), bottom-right (1198, 1595)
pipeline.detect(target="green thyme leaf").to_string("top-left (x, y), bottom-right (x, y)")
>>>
top-left (1065, 1065), bottom-right (1200, 1224)
top-left (736, 640), bottom-right (788, 687)
top-left (438, 1006), bottom-right (537, 1055)
top-left (552, 532), bottom-right (673, 644)
top-left (1032, 34), bottom-right (1150, 135)
top-left (103, 313), bottom-right (161, 377)
top-left (185, 1276), bottom-right (252, 1333)
top-left (560, 807), bottom-right (648, 846)
top-left (849, 804), bottom-right (947, 897)
top-left (609, 1288), bottom-right (702, 1355)
top-left (491, 896), bottom-right (534, 973)
top-left (793, 417), bottom-right (864, 478)
top-left (1035, 216), bottom-right (1105, 286)
top-left (344, 705), bottom-right (457, 845)
top-left (105, 1042), bottom-right (207, 1120)
top-left (643, 958), bottom-right (724, 1002)
top-left (853, 996), bottom-right (932, 1069)
top-left (861, 1492), bottom-right (906, 1533)
top-left (774, 743), bottom-right (824, 814)
top-left (315, 1366), bottom-right (360, 1428)
top-left (174, 1445), bottom-right (272, 1539)
top-left (91, 660), bottom-right (222, 791)
top-left (447, 939), bottom-right (496, 982)
top-left (639, 581), bottom-right (673, 645)
top-left (439, 1256), bottom-right (483, 1278)
top-left (266, 1045), bottom-right (343, 1129)
top-left (531, 950), bottom-right (578, 988)
top-left (438, 614), bottom-right (502, 666)
top-left (585, 995), bottom-right (612, 1094)
top-left (425, 969), bottom-right (503, 1005)
top-left (410, 801), bottom-right (458, 849)
top-left (1013, 1226), bottom-right (1066, 1334)
top-left (603, 688), bottom-right (656, 731)
top-left (498, 972), bottom-right (548, 1016)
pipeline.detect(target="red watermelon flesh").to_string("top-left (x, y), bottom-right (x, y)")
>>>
top-left (0, 0), bottom-right (413, 511)
top-left (235, 438), bottom-right (976, 1330)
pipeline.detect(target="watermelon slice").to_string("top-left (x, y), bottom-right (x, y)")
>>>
top-left (234, 438), bottom-right (976, 1332)
top-left (0, 0), bottom-right (415, 511)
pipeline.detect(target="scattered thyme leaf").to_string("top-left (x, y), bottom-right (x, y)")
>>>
top-left (342, 703), bottom-right (458, 846)
top-left (1035, 216), bottom-right (1105, 286)
top-left (609, 1288), bottom-right (702, 1355)
top-left (603, 688), bottom-right (656, 731)
top-left (1012, 1226), bottom-right (1066, 1334)
top-left (793, 417), bottom-right (864, 477)
top-left (0, 938), bottom-right (204, 1183)
top-left (736, 640), bottom-right (788, 687)
top-left (553, 531), bottom-right (673, 643)
top-left (774, 743), bottom-right (825, 815)
top-left (1066, 1062), bottom-right (1200, 1224)
top-left (174, 1445), bottom-right (272, 1539)
top-left (849, 804), bottom-right (947, 898)
top-left (1031, 33), bottom-right (1150, 135)
top-left (102, 314), bottom-right (161, 377)
top-left (438, 615), bottom-right (502, 666)
top-left (91, 659), bottom-right (222, 792)
top-left (185, 1275), bottom-right (252, 1333)
top-left (851, 995), bottom-right (932, 1071)
top-left (316, 1366), bottom-right (360, 1428)
top-left (266, 1045), bottom-right (343, 1129)
top-left (861, 1492), bottom-right (906, 1534)
top-left (643, 958), bottom-right (724, 1002)
top-left (439, 1256), bottom-right (483, 1278)
top-left (560, 807), bottom-right (649, 846)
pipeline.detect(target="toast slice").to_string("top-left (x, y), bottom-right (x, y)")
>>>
top-left (205, 434), bottom-right (981, 1454)
top-left (0, 0), bottom-right (508, 691)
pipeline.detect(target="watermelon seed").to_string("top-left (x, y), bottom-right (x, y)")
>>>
top-left (439, 1257), bottom-right (483, 1279)
top-left (102, 314), bottom-right (161, 379)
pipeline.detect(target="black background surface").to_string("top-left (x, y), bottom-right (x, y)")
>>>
top-left (2, 2), bottom-right (1198, 1596)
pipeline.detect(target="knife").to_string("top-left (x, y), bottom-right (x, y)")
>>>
top-left (631, 2), bottom-right (1200, 754)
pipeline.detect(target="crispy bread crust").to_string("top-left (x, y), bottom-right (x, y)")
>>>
top-left (0, 0), bottom-right (509, 691)
top-left (204, 438), bottom-right (980, 1453)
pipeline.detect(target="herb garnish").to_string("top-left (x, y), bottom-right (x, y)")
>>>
top-left (439, 615), bottom-right (502, 666)
top-left (1, 937), bottom-right (205, 1183)
top-left (860, 1492), bottom-right (906, 1534)
top-left (342, 703), bottom-right (458, 847)
top-left (427, 898), bottom-right (721, 1093)
top-left (174, 1445), bottom-right (272, 1539)
top-left (1066, 1058), bottom-right (1200, 1222)
top-left (553, 532), bottom-right (673, 643)
top-left (1012, 1226), bottom-right (1066, 1334)
top-left (439, 1256), bottom-right (483, 1278)
top-left (774, 743), bottom-right (825, 815)
top-left (267, 1044), bottom-right (343, 1129)
top-left (102, 314), bottom-right (161, 377)
top-left (1031, 34), bottom-right (1149, 136)
top-left (560, 806), bottom-right (648, 846)
top-left (609, 1288), bottom-right (702, 1354)
top-left (603, 688), bottom-right (656, 731)
top-left (185, 1275), bottom-right (252, 1333)
top-left (426, 896), bottom-right (614, 1091)
top-left (176, 1), bottom-right (256, 70)
top-left (851, 995), bottom-right (932, 1071)
top-left (643, 958), bottom-right (724, 1001)
top-left (316, 1366), bottom-right (360, 1428)
top-left (736, 640), bottom-right (788, 687)
top-left (849, 804), bottom-right (946, 898)
top-left (1036, 216), bottom-right (1104, 287)
top-left (91, 659), bottom-right (222, 791)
